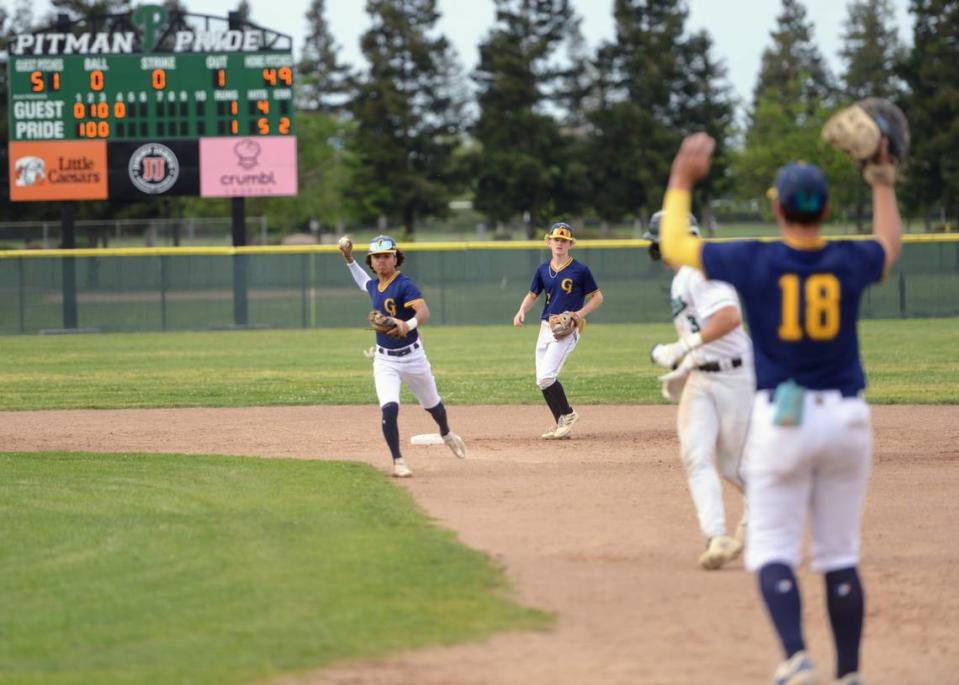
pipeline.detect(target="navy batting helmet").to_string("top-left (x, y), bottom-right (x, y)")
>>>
top-left (644, 211), bottom-right (700, 261)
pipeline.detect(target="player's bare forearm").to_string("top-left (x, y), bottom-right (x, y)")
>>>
top-left (411, 301), bottom-right (430, 326)
top-left (873, 183), bottom-right (903, 271)
top-left (576, 291), bottom-right (604, 319)
top-left (867, 137), bottom-right (903, 272)
top-left (514, 293), bottom-right (538, 326)
top-left (387, 301), bottom-right (429, 338)
top-left (699, 305), bottom-right (740, 344)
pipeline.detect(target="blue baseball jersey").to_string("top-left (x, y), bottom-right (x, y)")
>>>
top-left (366, 272), bottom-right (425, 349)
top-left (530, 257), bottom-right (599, 320)
top-left (702, 239), bottom-right (886, 395)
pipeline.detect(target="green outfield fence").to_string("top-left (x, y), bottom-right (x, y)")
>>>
top-left (1, 236), bottom-right (957, 335)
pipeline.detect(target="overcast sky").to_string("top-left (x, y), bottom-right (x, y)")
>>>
top-left (26, 0), bottom-right (914, 105)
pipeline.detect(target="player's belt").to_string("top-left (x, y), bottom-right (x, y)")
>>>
top-left (697, 357), bottom-right (743, 373)
top-left (378, 342), bottom-right (420, 357)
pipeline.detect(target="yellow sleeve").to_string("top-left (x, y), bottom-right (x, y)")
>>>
top-left (660, 189), bottom-right (704, 270)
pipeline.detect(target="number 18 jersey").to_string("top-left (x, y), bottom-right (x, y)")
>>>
top-left (701, 238), bottom-right (886, 395)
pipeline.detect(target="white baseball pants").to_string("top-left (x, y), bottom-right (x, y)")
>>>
top-left (745, 391), bottom-right (872, 573)
top-left (372, 343), bottom-right (442, 409)
top-left (677, 365), bottom-right (754, 539)
top-left (535, 320), bottom-right (579, 388)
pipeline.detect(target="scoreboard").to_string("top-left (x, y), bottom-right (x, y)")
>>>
top-left (10, 54), bottom-right (295, 141)
top-left (7, 7), bottom-right (298, 201)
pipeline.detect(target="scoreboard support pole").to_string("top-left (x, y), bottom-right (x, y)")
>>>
top-left (60, 202), bottom-right (78, 329)
top-left (231, 197), bottom-right (249, 326)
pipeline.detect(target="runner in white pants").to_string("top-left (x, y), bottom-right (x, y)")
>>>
top-left (646, 210), bottom-right (754, 570)
top-left (339, 234), bottom-right (467, 478)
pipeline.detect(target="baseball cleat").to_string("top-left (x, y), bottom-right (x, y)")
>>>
top-left (552, 411), bottom-right (579, 439)
top-left (541, 424), bottom-right (558, 439)
top-left (392, 458), bottom-right (412, 478)
top-left (698, 535), bottom-right (743, 570)
top-left (443, 431), bottom-right (467, 459)
top-left (835, 674), bottom-right (865, 685)
top-left (770, 650), bottom-right (818, 685)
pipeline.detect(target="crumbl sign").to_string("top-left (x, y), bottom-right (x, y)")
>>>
top-left (199, 137), bottom-right (297, 198)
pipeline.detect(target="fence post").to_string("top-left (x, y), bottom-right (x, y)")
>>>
top-left (160, 255), bottom-right (168, 331)
top-left (231, 197), bottom-right (249, 326)
top-left (17, 258), bottom-right (25, 334)
top-left (439, 250), bottom-right (447, 324)
top-left (898, 271), bottom-right (906, 318)
top-left (300, 253), bottom-right (308, 328)
top-left (61, 202), bottom-right (78, 329)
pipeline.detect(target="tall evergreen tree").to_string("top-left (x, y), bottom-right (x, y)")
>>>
top-left (471, 0), bottom-right (578, 236)
top-left (753, 0), bottom-right (834, 113)
top-left (675, 30), bottom-right (736, 233)
top-left (297, 0), bottom-right (352, 112)
top-left (901, 0), bottom-right (959, 226)
top-left (579, 0), bottom-right (691, 227)
top-left (737, 0), bottom-right (842, 212)
top-left (611, 0), bottom-right (688, 125)
top-left (345, 0), bottom-right (466, 236)
top-left (840, 0), bottom-right (906, 99)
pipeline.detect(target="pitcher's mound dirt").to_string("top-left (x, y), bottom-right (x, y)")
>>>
top-left (2, 405), bottom-right (956, 685)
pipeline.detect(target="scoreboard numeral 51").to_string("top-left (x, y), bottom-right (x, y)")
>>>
top-left (30, 71), bottom-right (61, 92)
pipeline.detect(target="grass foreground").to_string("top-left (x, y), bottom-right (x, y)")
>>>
top-left (0, 452), bottom-right (549, 685)
top-left (2, 319), bottom-right (957, 410)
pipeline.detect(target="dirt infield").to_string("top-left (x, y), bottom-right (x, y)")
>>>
top-left (2, 405), bottom-right (957, 684)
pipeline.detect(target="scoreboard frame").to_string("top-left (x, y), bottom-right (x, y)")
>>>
top-left (7, 5), bottom-right (298, 202)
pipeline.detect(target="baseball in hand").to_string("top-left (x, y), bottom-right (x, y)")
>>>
top-left (337, 235), bottom-right (352, 250)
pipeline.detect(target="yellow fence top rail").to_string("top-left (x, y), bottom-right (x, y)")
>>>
top-left (0, 233), bottom-right (956, 259)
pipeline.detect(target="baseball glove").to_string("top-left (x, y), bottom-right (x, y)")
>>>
top-left (368, 310), bottom-right (397, 334)
top-left (822, 97), bottom-right (909, 184)
top-left (548, 311), bottom-right (583, 339)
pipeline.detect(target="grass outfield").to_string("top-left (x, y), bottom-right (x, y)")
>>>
top-left (2, 319), bottom-right (957, 410)
top-left (0, 452), bottom-right (548, 685)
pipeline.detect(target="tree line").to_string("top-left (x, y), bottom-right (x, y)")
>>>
top-left (1, 0), bottom-right (957, 238)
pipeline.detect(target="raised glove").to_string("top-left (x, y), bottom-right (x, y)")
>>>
top-left (822, 97), bottom-right (909, 184)
top-left (548, 311), bottom-right (583, 339)
top-left (651, 332), bottom-right (703, 369)
top-left (368, 310), bottom-right (397, 334)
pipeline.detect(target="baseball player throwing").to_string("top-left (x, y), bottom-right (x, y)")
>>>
top-left (659, 131), bottom-right (902, 685)
top-left (646, 210), bottom-right (754, 571)
top-left (339, 234), bottom-right (467, 478)
top-left (513, 222), bottom-right (604, 439)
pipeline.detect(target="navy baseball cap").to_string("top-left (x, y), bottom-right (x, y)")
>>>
top-left (367, 235), bottom-right (398, 254)
top-left (545, 222), bottom-right (576, 244)
top-left (771, 162), bottom-right (829, 220)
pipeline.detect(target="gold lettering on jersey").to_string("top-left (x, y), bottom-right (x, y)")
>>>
top-left (384, 298), bottom-right (396, 316)
top-left (778, 273), bottom-right (841, 341)
top-left (561, 278), bottom-right (573, 294)
top-left (805, 274), bottom-right (840, 340)
top-left (778, 274), bottom-right (802, 341)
